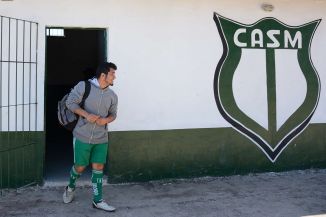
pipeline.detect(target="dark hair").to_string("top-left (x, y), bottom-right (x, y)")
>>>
top-left (95, 62), bottom-right (117, 79)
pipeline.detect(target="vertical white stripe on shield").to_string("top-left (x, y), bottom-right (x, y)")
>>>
top-left (232, 48), bottom-right (268, 130)
top-left (275, 49), bottom-right (307, 131)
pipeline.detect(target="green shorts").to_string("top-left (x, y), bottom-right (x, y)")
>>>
top-left (73, 138), bottom-right (108, 166)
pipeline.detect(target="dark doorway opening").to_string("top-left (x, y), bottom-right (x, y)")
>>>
top-left (45, 28), bottom-right (106, 181)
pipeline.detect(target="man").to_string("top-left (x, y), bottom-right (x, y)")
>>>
top-left (63, 62), bottom-right (118, 212)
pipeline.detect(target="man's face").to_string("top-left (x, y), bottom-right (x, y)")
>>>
top-left (104, 69), bottom-right (116, 86)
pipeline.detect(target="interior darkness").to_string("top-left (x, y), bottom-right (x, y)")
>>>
top-left (45, 29), bottom-right (105, 181)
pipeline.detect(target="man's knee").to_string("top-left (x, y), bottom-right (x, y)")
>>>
top-left (92, 163), bottom-right (104, 171)
top-left (74, 165), bottom-right (86, 173)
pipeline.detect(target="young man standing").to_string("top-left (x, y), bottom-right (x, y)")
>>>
top-left (63, 62), bottom-right (118, 212)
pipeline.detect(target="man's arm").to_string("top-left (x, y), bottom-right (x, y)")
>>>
top-left (74, 108), bottom-right (99, 123)
top-left (66, 81), bottom-right (99, 123)
top-left (95, 115), bottom-right (116, 126)
top-left (96, 93), bottom-right (118, 126)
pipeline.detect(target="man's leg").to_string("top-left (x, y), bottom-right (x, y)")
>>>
top-left (68, 165), bottom-right (85, 189)
top-left (68, 138), bottom-right (91, 189)
top-left (91, 163), bottom-right (104, 203)
top-left (63, 138), bottom-right (91, 203)
top-left (90, 143), bottom-right (115, 212)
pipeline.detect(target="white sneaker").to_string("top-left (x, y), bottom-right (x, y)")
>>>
top-left (92, 200), bottom-right (116, 212)
top-left (63, 186), bottom-right (75, 203)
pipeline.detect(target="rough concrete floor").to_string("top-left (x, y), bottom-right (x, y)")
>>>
top-left (0, 169), bottom-right (325, 217)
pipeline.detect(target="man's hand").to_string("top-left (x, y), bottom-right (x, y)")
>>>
top-left (95, 118), bottom-right (108, 126)
top-left (73, 108), bottom-right (99, 123)
top-left (86, 114), bottom-right (100, 123)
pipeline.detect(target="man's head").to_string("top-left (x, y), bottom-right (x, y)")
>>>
top-left (96, 62), bottom-right (117, 88)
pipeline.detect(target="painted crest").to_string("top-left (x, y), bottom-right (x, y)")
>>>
top-left (213, 13), bottom-right (321, 162)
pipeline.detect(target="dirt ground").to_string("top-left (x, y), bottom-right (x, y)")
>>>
top-left (0, 169), bottom-right (325, 217)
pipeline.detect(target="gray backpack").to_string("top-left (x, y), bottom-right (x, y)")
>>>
top-left (57, 81), bottom-right (91, 131)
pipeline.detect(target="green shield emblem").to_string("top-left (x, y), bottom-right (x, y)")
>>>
top-left (213, 13), bottom-right (321, 162)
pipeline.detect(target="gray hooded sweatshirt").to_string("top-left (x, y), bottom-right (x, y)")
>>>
top-left (66, 78), bottom-right (118, 144)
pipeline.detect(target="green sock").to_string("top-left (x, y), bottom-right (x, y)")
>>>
top-left (92, 169), bottom-right (103, 203)
top-left (68, 166), bottom-right (81, 189)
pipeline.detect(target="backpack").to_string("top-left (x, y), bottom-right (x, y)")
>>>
top-left (57, 81), bottom-right (91, 131)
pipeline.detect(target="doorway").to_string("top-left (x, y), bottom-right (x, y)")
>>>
top-left (45, 28), bottom-right (107, 181)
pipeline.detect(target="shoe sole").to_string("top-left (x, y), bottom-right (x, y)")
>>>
top-left (92, 203), bottom-right (116, 212)
top-left (63, 197), bottom-right (74, 203)
top-left (63, 199), bottom-right (73, 204)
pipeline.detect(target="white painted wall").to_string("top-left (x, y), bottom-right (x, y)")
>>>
top-left (0, 0), bottom-right (325, 132)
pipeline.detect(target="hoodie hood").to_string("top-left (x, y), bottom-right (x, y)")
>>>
top-left (90, 77), bottom-right (100, 88)
top-left (89, 77), bottom-right (111, 91)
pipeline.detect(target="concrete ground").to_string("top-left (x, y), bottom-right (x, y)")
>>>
top-left (0, 169), bottom-right (325, 217)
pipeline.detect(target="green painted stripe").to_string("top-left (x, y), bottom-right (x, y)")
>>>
top-left (107, 123), bottom-right (326, 183)
top-left (1, 124), bottom-right (325, 187)
top-left (0, 131), bottom-right (45, 188)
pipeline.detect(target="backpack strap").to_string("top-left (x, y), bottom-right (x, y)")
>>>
top-left (80, 80), bottom-right (91, 108)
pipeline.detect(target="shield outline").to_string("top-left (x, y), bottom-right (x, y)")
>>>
top-left (213, 13), bottom-right (321, 162)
